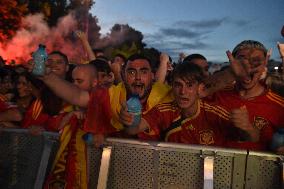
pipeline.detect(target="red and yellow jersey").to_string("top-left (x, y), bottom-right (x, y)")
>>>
top-left (21, 99), bottom-right (74, 132)
top-left (141, 100), bottom-right (230, 146)
top-left (21, 99), bottom-right (49, 128)
top-left (209, 88), bottom-right (284, 150)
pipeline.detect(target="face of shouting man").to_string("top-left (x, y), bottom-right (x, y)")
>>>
top-left (123, 58), bottom-right (154, 103)
top-left (171, 63), bottom-right (204, 117)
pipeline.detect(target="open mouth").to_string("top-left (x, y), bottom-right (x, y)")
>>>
top-left (242, 73), bottom-right (254, 84)
top-left (51, 68), bottom-right (60, 72)
top-left (132, 84), bottom-right (144, 93)
top-left (177, 97), bottom-right (189, 103)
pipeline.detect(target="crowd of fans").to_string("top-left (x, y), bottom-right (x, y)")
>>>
top-left (0, 33), bottom-right (284, 188)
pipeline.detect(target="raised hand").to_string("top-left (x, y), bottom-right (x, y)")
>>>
top-left (230, 106), bottom-right (259, 142)
top-left (226, 50), bottom-right (250, 80)
top-left (227, 50), bottom-right (266, 81)
top-left (160, 53), bottom-right (170, 65)
top-left (265, 48), bottom-right (272, 64)
top-left (156, 52), bottom-right (170, 83)
top-left (74, 30), bottom-right (88, 42)
top-left (277, 42), bottom-right (284, 58)
top-left (26, 58), bottom-right (53, 76)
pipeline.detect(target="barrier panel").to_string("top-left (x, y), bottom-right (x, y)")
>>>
top-left (0, 132), bottom-right (282, 189)
top-left (0, 128), bottom-right (59, 189)
top-left (87, 143), bottom-right (103, 189)
top-left (87, 138), bottom-right (284, 189)
top-left (245, 151), bottom-right (283, 189)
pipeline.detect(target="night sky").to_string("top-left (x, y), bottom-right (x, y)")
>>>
top-left (91, 0), bottom-right (284, 62)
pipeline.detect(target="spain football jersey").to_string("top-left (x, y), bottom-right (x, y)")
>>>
top-left (141, 99), bottom-right (230, 146)
top-left (210, 88), bottom-right (284, 151)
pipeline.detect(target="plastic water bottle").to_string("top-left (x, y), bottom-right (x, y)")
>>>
top-left (127, 94), bottom-right (142, 127)
top-left (270, 128), bottom-right (284, 151)
top-left (32, 44), bottom-right (48, 76)
top-left (82, 133), bottom-right (93, 144)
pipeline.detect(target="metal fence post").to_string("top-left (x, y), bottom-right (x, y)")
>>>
top-left (34, 132), bottom-right (59, 189)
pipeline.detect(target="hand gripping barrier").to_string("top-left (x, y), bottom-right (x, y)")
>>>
top-left (0, 128), bottom-right (59, 189)
top-left (86, 138), bottom-right (284, 189)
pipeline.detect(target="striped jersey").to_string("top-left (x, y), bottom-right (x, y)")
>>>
top-left (210, 88), bottom-right (284, 150)
top-left (141, 99), bottom-right (230, 146)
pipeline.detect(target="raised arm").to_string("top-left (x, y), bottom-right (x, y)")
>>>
top-left (75, 30), bottom-right (96, 61)
top-left (155, 53), bottom-right (169, 83)
top-left (110, 61), bottom-right (123, 84)
top-left (42, 73), bottom-right (90, 107)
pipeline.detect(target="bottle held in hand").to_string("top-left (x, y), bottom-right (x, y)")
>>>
top-left (127, 94), bottom-right (142, 127)
top-left (32, 44), bottom-right (48, 76)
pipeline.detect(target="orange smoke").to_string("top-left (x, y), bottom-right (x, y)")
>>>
top-left (0, 13), bottom-right (85, 65)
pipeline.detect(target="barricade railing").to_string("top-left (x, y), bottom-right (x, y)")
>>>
top-left (86, 138), bottom-right (284, 189)
top-left (1, 131), bottom-right (283, 189)
top-left (0, 128), bottom-right (59, 189)
top-left (245, 151), bottom-right (283, 189)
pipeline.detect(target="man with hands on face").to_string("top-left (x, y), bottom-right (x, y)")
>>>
top-left (210, 40), bottom-right (284, 151)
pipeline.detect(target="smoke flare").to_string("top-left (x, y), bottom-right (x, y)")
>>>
top-left (0, 12), bottom-right (84, 64)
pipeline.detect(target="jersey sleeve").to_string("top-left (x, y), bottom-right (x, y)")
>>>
top-left (139, 106), bottom-right (164, 140)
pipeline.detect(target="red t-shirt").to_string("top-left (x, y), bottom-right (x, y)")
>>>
top-left (208, 88), bottom-right (284, 151)
top-left (141, 100), bottom-right (230, 147)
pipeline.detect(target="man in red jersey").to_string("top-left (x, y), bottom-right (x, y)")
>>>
top-left (211, 40), bottom-right (284, 151)
top-left (44, 64), bottom-right (98, 189)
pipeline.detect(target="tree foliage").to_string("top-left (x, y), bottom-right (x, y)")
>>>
top-left (101, 24), bottom-right (146, 59)
top-left (26, 0), bottom-right (94, 27)
top-left (0, 0), bottom-right (27, 42)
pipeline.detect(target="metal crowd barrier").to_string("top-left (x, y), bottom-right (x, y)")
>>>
top-left (87, 138), bottom-right (284, 189)
top-left (0, 128), bottom-right (59, 189)
top-left (0, 130), bottom-right (283, 189)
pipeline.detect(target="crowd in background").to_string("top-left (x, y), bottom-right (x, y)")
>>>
top-left (0, 33), bottom-right (284, 188)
